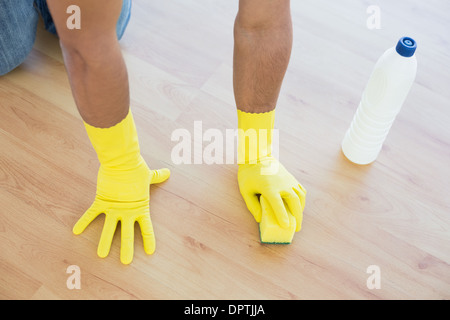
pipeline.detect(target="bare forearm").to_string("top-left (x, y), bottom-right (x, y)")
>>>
top-left (233, 0), bottom-right (292, 113)
top-left (47, 0), bottom-right (128, 128)
top-left (61, 40), bottom-right (129, 128)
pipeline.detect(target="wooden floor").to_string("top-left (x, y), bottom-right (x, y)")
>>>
top-left (1, 0), bottom-right (449, 300)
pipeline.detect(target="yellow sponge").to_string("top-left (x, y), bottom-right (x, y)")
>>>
top-left (259, 197), bottom-right (296, 244)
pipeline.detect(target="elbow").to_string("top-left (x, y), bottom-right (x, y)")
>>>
top-left (58, 33), bottom-right (119, 68)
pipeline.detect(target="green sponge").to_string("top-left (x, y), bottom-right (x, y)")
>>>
top-left (259, 198), bottom-right (296, 244)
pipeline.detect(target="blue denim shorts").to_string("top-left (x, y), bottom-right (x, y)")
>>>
top-left (0, 0), bottom-right (132, 75)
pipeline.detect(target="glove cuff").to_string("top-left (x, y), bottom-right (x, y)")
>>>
top-left (237, 109), bottom-right (275, 164)
top-left (83, 109), bottom-right (143, 169)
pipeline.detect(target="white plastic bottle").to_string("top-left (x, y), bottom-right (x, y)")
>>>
top-left (342, 37), bottom-right (417, 165)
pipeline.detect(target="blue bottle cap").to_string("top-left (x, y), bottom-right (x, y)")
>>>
top-left (396, 37), bottom-right (417, 57)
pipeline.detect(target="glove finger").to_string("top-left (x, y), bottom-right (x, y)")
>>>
top-left (265, 193), bottom-right (290, 228)
top-left (293, 185), bottom-right (307, 211)
top-left (260, 195), bottom-right (273, 216)
top-left (297, 182), bottom-right (307, 196)
top-left (120, 218), bottom-right (135, 265)
top-left (73, 202), bottom-right (102, 235)
top-left (151, 168), bottom-right (171, 184)
top-left (137, 214), bottom-right (156, 255)
top-left (241, 192), bottom-right (262, 223)
top-left (97, 214), bottom-right (119, 258)
top-left (284, 190), bottom-right (303, 232)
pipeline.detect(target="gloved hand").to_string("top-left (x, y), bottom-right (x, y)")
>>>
top-left (238, 156), bottom-right (306, 231)
top-left (73, 109), bottom-right (170, 264)
top-left (237, 109), bottom-right (306, 237)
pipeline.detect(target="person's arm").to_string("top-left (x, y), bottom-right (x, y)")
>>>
top-left (47, 0), bottom-right (170, 264)
top-left (47, 0), bottom-right (128, 127)
top-left (234, 0), bottom-right (306, 243)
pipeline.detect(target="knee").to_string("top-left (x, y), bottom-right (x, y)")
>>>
top-left (0, 20), bottom-right (38, 76)
top-left (0, 38), bottom-right (36, 76)
top-left (0, 53), bottom-right (25, 76)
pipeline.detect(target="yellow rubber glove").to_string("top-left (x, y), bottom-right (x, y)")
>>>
top-left (237, 109), bottom-right (306, 243)
top-left (73, 109), bottom-right (170, 264)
